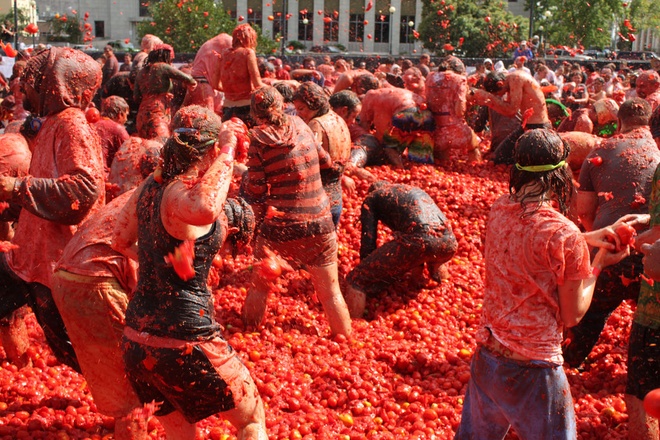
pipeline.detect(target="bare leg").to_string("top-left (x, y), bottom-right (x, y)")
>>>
top-left (0, 307), bottom-right (31, 369)
top-left (157, 411), bottom-right (197, 440)
top-left (242, 271), bottom-right (271, 328)
top-left (114, 413), bottom-right (148, 440)
top-left (223, 387), bottom-right (267, 440)
top-left (626, 394), bottom-right (659, 440)
top-left (307, 263), bottom-right (351, 335)
top-left (344, 284), bottom-right (367, 319)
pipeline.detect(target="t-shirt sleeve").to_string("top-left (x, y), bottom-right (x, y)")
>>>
top-left (548, 223), bottom-right (591, 285)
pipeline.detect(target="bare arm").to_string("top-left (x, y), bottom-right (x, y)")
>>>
top-left (576, 190), bottom-right (598, 232)
top-left (246, 49), bottom-right (263, 91)
top-left (559, 245), bottom-right (630, 327)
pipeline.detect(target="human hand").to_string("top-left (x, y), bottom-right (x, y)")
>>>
top-left (641, 240), bottom-right (660, 281)
top-left (582, 227), bottom-right (620, 251)
top-left (613, 213), bottom-right (650, 230)
top-left (593, 244), bottom-right (630, 271)
top-left (0, 176), bottom-right (16, 201)
top-left (188, 80), bottom-right (198, 90)
top-left (342, 175), bottom-right (356, 195)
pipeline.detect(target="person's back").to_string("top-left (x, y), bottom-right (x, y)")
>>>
top-left (191, 33), bottom-right (231, 89)
top-left (359, 87), bottom-right (418, 141)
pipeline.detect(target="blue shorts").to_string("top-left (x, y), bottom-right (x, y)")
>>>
top-left (454, 346), bottom-right (576, 440)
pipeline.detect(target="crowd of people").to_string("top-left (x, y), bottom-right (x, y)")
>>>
top-left (0, 24), bottom-right (658, 439)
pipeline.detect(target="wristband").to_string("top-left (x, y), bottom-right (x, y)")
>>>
top-left (592, 266), bottom-right (601, 277)
top-left (219, 143), bottom-right (235, 160)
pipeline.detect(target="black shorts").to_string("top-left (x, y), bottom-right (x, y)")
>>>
top-left (626, 322), bottom-right (660, 400)
top-left (123, 332), bottom-right (253, 423)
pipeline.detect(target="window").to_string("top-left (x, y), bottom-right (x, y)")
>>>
top-left (400, 15), bottom-right (415, 44)
top-left (247, 9), bottom-right (262, 29)
top-left (273, 13), bottom-right (286, 38)
top-left (298, 11), bottom-right (312, 41)
top-left (373, 13), bottom-right (390, 43)
top-left (323, 12), bottom-right (338, 42)
top-left (95, 21), bottom-right (105, 38)
top-left (139, 0), bottom-right (152, 17)
top-left (349, 13), bottom-right (364, 42)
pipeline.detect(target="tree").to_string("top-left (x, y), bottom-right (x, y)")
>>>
top-left (47, 14), bottom-right (83, 44)
top-left (137, 0), bottom-right (278, 54)
top-left (526, 0), bottom-right (625, 50)
top-left (418, 0), bottom-right (528, 58)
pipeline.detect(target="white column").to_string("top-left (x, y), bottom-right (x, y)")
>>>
top-left (262, 0), bottom-right (273, 37)
top-left (363, 0), bottom-right (374, 53)
top-left (390, 0), bottom-right (401, 55)
top-left (236, 0), bottom-right (247, 25)
top-left (414, 0), bottom-right (422, 54)
top-left (287, 0), bottom-right (299, 47)
top-left (313, 0), bottom-right (324, 46)
top-left (338, 0), bottom-right (350, 47)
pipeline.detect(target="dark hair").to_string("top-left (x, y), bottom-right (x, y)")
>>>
top-left (273, 82), bottom-right (295, 103)
top-left (292, 82), bottom-right (330, 116)
top-left (438, 56), bottom-right (465, 74)
top-left (483, 71), bottom-right (507, 93)
top-left (161, 105), bottom-right (222, 181)
top-left (510, 129), bottom-right (573, 216)
top-left (101, 95), bottom-right (129, 119)
top-left (329, 90), bottom-right (361, 113)
top-left (354, 74), bottom-right (380, 94)
top-left (651, 105), bottom-right (660, 140)
top-left (250, 86), bottom-right (286, 126)
top-left (145, 45), bottom-right (174, 68)
top-left (224, 197), bottom-right (255, 255)
top-left (618, 98), bottom-right (652, 126)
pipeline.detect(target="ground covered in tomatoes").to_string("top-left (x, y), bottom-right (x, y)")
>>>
top-left (0, 156), bottom-right (634, 439)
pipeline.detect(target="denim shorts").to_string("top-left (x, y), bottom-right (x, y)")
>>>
top-left (454, 346), bottom-right (576, 440)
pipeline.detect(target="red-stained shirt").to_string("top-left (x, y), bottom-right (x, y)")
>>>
top-left (94, 118), bottom-right (130, 172)
top-left (7, 107), bottom-right (105, 289)
top-left (56, 190), bottom-right (138, 293)
top-left (480, 196), bottom-right (591, 363)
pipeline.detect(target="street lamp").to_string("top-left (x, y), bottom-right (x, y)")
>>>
top-left (389, 6), bottom-right (396, 55)
top-left (408, 20), bottom-right (415, 52)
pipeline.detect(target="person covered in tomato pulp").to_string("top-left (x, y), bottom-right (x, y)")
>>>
top-left (454, 129), bottom-right (630, 440)
top-left (623, 108), bottom-right (660, 440)
top-left (241, 85), bottom-right (352, 337)
top-left (112, 105), bottom-right (267, 439)
top-left (344, 181), bottom-right (458, 318)
top-left (0, 47), bottom-right (106, 372)
top-left (563, 98), bottom-right (660, 369)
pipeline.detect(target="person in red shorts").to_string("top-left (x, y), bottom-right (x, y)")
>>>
top-left (454, 129), bottom-right (630, 440)
top-left (113, 106), bottom-right (267, 439)
top-left (241, 85), bottom-right (352, 337)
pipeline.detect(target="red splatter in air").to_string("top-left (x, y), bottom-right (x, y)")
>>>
top-left (365, 0), bottom-right (373, 11)
top-left (443, 43), bottom-right (454, 51)
top-left (458, 37), bottom-right (464, 46)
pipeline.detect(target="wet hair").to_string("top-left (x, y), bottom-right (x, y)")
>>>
top-left (146, 44), bottom-right (174, 68)
top-left (438, 56), bottom-right (465, 74)
top-left (232, 24), bottom-right (258, 49)
top-left (141, 34), bottom-right (163, 52)
top-left (161, 105), bottom-right (222, 181)
top-left (401, 59), bottom-right (413, 70)
top-left (483, 71), bottom-right (507, 93)
top-left (618, 98), bottom-right (652, 126)
top-left (258, 60), bottom-right (275, 77)
top-left (250, 86), bottom-right (286, 126)
top-left (354, 73), bottom-right (380, 94)
top-left (139, 141), bottom-right (163, 178)
top-left (510, 129), bottom-right (573, 216)
top-left (292, 82), bottom-right (330, 116)
top-left (650, 106), bottom-right (660, 140)
top-left (273, 82), bottom-right (295, 103)
top-left (101, 95), bottom-right (129, 120)
top-left (368, 180), bottom-right (390, 193)
top-left (224, 197), bottom-right (256, 255)
top-left (329, 90), bottom-right (361, 113)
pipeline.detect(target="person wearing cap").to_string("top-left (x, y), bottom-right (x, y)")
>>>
top-left (483, 58), bottom-right (494, 73)
top-left (455, 128), bottom-right (629, 440)
top-left (512, 40), bottom-right (534, 62)
top-left (113, 105), bottom-right (267, 439)
top-left (636, 70), bottom-right (660, 111)
top-left (563, 98), bottom-right (660, 371)
top-left (241, 85), bottom-right (352, 337)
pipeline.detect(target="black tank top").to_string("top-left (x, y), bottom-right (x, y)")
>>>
top-left (125, 176), bottom-right (224, 340)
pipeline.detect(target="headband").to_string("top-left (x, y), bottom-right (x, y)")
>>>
top-left (515, 160), bottom-right (566, 172)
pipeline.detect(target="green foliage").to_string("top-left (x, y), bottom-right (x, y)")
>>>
top-left (628, 0), bottom-right (660, 49)
top-left (287, 40), bottom-right (306, 51)
top-left (47, 15), bottom-right (83, 44)
top-left (525, 0), bottom-right (624, 50)
top-left (2, 8), bottom-right (30, 30)
top-left (138, 0), bottom-right (279, 54)
top-left (418, 0), bottom-right (527, 57)
top-left (254, 25), bottom-right (280, 55)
